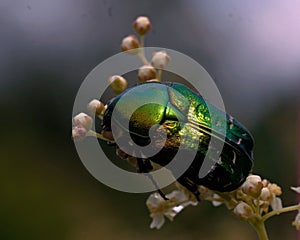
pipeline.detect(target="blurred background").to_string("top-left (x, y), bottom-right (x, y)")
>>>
top-left (1, 0), bottom-right (299, 239)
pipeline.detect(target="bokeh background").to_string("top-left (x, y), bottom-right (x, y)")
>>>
top-left (1, 1), bottom-right (300, 239)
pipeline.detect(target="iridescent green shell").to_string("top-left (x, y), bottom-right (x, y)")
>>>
top-left (102, 82), bottom-right (253, 195)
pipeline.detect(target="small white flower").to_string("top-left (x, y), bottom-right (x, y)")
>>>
top-left (242, 174), bottom-right (263, 198)
top-left (87, 99), bottom-right (105, 116)
top-left (146, 193), bottom-right (166, 229)
top-left (291, 186), bottom-right (300, 194)
top-left (109, 75), bottom-right (128, 94)
top-left (292, 208), bottom-right (300, 230)
top-left (121, 35), bottom-right (139, 53)
top-left (151, 51), bottom-right (170, 69)
top-left (72, 112), bottom-right (93, 131)
top-left (138, 65), bottom-right (156, 82)
top-left (233, 202), bottom-right (254, 220)
top-left (133, 16), bottom-right (151, 35)
top-left (146, 190), bottom-right (197, 229)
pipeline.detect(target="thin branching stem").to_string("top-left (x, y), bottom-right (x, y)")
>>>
top-left (86, 130), bottom-right (115, 143)
top-left (157, 69), bottom-right (162, 81)
top-left (261, 204), bottom-right (300, 222)
top-left (137, 35), bottom-right (149, 65)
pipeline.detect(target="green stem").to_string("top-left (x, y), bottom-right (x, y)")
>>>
top-left (250, 220), bottom-right (269, 240)
top-left (261, 204), bottom-right (300, 222)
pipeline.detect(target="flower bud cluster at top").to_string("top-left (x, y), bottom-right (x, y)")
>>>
top-left (120, 15), bottom-right (171, 83)
top-left (72, 16), bottom-right (171, 142)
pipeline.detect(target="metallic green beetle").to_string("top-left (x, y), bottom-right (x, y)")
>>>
top-left (101, 82), bottom-right (254, 200)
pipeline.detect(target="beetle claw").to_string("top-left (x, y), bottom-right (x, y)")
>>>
top-left (157, 189), bottom-right (168, 200)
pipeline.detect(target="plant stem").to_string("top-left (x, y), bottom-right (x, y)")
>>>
top-left (137, 35), bottom-right (149, 65)
top-left (248, 204), bottom-right (300, 239)
top-left (261, 204), bottom-right (300, 222)
top-left (157, 69), bottom-right (162, 81)
top-left (86, 130), bottom-right (115, 143)
top-left (250, 220), bottom-right (269, 240)
top-left (138, 52), bottom-right (149, 65)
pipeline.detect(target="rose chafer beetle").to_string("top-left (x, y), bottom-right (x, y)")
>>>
top-left (100, 82), bottom-right (254, 200)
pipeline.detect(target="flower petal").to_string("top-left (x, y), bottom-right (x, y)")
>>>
top-left (150, 213), bottom-right (165, 229)
top-left (291, 187), bottom-right (300, 194)
top-left (271, 197), bottom-right (283, 210)
top-left (212, 200), bottom-right (223, 207)
top-left (166, 190), bottom-right (187, 202)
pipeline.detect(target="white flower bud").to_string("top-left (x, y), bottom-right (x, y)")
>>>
top-left (260, 187), bottom-right (271, 201)
top-left (109, 75), bottom-right (127, 94)
top-left (151, 51), bottom-right (170, 69)
top-left (242, 175), bottom-right (263, 198)
top-left (133, 16), bottom-right (151, 35)
top-left (72, 112), bottom-right (93, 131)
top-left (233, 202), bottom-right (254, 220)
top-left (121, 35), bottom-right (139, 53)
top-left (138, 65), bottom-right (156, 82)
top-left (72, 125), bottom-right (87, 140)
top-left (87, 99), bottom-right (105, 116)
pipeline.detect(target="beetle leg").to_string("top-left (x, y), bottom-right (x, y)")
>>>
top-left (157, 189), bottom-right (169, 200)
top-left (145, 172), bottom-right (169, 200)
top-left (177, 177), bottom-right (201, 201)
top-left (136, 158), bottom-right (153, 173)
top-left (136, 158), bottom-right (168, 200)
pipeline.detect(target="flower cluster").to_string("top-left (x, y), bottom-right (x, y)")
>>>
top-left (207, 175), bottom-right (283, 220)
top-left (72, 99), bottom-right (108, 141)
top-left (146, 174), bottom-right (300, 234)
